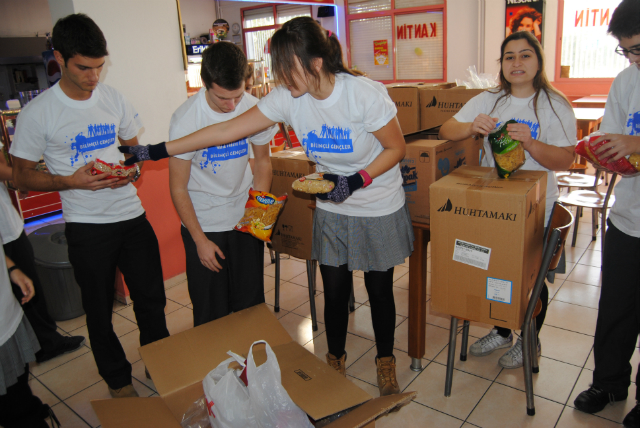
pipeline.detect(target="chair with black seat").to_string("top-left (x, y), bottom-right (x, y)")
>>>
top-left (443, 202), bottom-right (573, 416)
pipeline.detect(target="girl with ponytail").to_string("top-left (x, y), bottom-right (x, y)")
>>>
top-left (121, 16), bottom-right (412, 396)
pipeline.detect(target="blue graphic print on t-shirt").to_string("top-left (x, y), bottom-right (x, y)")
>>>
top-left (198, 139), bottom-right (248, 174)
top-left (626, 111), bottom-right (640, 136)
top-left (68, 123), bottom-right (116, 166)
top-left (302, 125), bottom-right (354, 163)
top-left (496, 119), bottom-right (540, 139)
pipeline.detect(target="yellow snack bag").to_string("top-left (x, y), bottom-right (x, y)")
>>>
top-left (234, 189), bottom-right (287, 242)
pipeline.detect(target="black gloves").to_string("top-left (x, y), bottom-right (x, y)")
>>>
top-left (118, 142), bottom-right (169, 166)
top-left (316, 173), bottom-right (364, 203)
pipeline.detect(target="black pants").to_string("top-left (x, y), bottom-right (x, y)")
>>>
top-left (321, 264), bottom-right (396, 359)
top-left (593, 219), bottom-right (640, 399)
top-left (181, 226), bottom-right (265, 327)
top-left (5, 232), bottom-right (65, 356)
top-left (0, 365), bottom-right (48, 428)
top-left (65, 213), bottom-right (169, 389)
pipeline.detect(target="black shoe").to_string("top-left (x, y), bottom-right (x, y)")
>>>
top-left (36, 335), bottom-right (86, 363)
top-left (574, 385), bottom-right (627, 414)
top-left (623, 402), bottom-right (640, 428)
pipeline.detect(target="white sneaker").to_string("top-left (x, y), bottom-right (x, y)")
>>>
top-left (499, 337), bottom-right (542, 369)
top-left (469, 329), bottom-right (513, 357)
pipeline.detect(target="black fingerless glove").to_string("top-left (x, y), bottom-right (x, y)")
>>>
top-left (118, 142), bottom-right (169, 166)
top-left (315, 173), bottom-right (364, 203)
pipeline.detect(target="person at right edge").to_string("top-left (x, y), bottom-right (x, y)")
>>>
top-left (573, 1), bottom-right (640, 426)
top-left (119, 17), bottom-right (414, 397)
top-left (439, 30), bottom-right (576, 369)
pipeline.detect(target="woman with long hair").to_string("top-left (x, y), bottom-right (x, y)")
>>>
top-left (120, 17), bottom-right (413, 396)
top-left (439, 30), bottom-right (576, 368)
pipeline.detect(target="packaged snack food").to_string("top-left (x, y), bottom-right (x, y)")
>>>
top-left (90, 159), bottom-right (137, 180)
top-left (574, 132), bottom-right (640, 176)
top-left (291, 173), bottom-right (335, 194)
top-left (488, 120), bottom-right (526, 178)
top-left (234, 189), bottom-right (287, 242)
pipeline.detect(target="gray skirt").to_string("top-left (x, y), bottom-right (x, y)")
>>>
top-left (311, 203), bottom-right (415, 272)
top-left (0, 315), bottom-right (40, 395)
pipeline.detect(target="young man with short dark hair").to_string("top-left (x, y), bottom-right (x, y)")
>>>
top-left (10, 13), bottom-right (169, 399)
top-left (169, 42), bottom-right (276, 326)
top-left (573, 1), bottom-right (640, 426)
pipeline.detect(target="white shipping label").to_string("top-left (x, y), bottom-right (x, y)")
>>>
top-left (452, 239), bottom-right (491, 270)
top-left (486, 277), bottom-right (512, 304)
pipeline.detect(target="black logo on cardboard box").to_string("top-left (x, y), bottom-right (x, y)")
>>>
top-left (436, 199), bottom-right (517, 221)
top-left (425, 96), bottom-right (437, 107)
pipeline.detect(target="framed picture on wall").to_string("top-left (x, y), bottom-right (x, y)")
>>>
top-left (505, 0), bottom-right (544, 45)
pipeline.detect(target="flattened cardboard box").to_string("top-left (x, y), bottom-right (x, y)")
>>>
top-left (401, 137), bottom-right (482, 224)
top-left (420, 87), bottom-right (485, 131)
top-left (91, 304), bottom-right (414, 427)
top-left (385, 83), bottom-right (453, 135)
top-left (270, 148), bottom-right (315, 259)
top-left (430, 166), bottom-right (547, 329)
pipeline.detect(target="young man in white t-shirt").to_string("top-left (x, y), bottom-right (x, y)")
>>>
top-left (573, 2), bottom-right (640, 426)
top-left (169, 42), bottom-right (276, 326)
top-left (9, 14), bottom-right (169, 399)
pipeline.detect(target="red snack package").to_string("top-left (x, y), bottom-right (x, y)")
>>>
top-left (234, 189), bottom-right (287, 242)
top-left (575, 133), bottom-right (638, 176)
top-left (90, 159), bottom-right (137, 180)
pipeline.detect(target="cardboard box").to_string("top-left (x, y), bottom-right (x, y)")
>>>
top-left (385, 83), bottom-right (454, 135)
top-left (429, 166), bottom-right (547, 329)
top-left (401, 137), bottom-right (482, 224)
top-left (91, 304), bottom-right (415, 427)
top-left (270, 148), bottom-right (315, 259)
top-left (419, 86), bottom-right (485, 131)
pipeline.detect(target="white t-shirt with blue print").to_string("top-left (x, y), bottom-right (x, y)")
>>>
top-left (600, 64), bottom-right (640, 237)
top-left (455, 89), bottom-right (576, 224)
top-left (170, 89), bottom-right (278, 232)
top-left (257, 73), bottom-right (405, 217)
top-left (10, 82), bottom-right (144, 224)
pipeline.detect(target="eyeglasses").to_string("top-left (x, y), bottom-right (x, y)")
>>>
top-left (615, 45), bottom-right (640, 56)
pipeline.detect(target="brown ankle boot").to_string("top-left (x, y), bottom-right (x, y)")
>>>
top-left (326, 352), bottom-right (347, 376)
top-left (376, 356), bottom-right (400, 396)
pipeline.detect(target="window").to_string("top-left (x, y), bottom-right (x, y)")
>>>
top-left (346, 0), bottom-right (445, 83)
top-left (557, 0), bottom-right (626, 79)
top-left (242, 4), bottom-right (312, 80)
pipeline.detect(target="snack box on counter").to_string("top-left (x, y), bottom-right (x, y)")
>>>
top-left (401, 137), bottom-right (482, 224)
top-left (90, 304), bottom-right (415, 427)
top-left (430, 166), bottom-right (547, 329)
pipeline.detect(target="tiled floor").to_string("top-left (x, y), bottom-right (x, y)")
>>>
top-left (18, 206), bottom-right (634, 428)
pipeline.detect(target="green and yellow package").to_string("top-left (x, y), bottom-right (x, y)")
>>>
top-left (488, 119), bottom-right (526, 178)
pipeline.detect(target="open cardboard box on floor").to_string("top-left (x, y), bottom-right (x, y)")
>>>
top-left (91, 304), bottom-right (415, 427)
top-left (430, 166), bottom-right (547, 329)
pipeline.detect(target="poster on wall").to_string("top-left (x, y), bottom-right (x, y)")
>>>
top-left (505, 0), bottom-right (544, 44)
top-left (374, 40), bottom-right (389, 66)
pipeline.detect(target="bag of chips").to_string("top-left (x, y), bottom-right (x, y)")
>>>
top-left (575, 132), bottom-right (640, 176)
top-left (291, 173), bottom-right (335, 194)
top-left (91, 159), bottom-right (137, 180)
top-left (234, 189), bottom-right (287, 242)
top-left (488, 120), bottom-right (526, 178)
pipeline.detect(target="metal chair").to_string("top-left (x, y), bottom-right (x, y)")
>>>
top-left (558, 172), bottom-right (617, 254)
top-left (444, 202), bottom-right (573, 416)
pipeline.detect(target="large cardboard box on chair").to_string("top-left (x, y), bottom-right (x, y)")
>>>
top-left (430, 166), bottom-right (547, 329)
top-left (90, 304), bottom-right (414, 427)
top-left (270, 148), bottom-right (315, 259)
top-left (401, 136), bottom-right (482, 224)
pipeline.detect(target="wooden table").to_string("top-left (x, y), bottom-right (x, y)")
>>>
top-left (408, 222), bottom-right (430, 371)
top-left (572, 96), bottom-right (607, 109)
top-left (574, 107), bottom-right (605, 139)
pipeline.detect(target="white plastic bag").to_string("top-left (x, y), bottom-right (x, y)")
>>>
top-left (203, 341), bottom-right (313, 428)
top-left (204, 351), bottom-right (259, 428)
top-left (455, 65), bottom-right (499, 89)
top-left (245, 340), bottom-right (313, 428)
